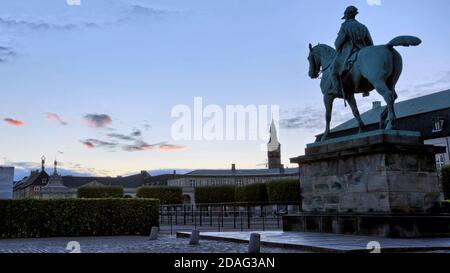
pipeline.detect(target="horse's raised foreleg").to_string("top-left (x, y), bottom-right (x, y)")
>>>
top-left (346, 93), bottom-right (365, 133)
top-left (322, 94), bottom-right (334, 141)
top-left (373, 80), bottom-right (397, 130)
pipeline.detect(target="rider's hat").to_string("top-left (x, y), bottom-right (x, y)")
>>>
top-left (342, 6), bottom-right (359, 19)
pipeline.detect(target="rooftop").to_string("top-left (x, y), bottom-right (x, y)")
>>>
top-left (185, 168), bottom-right (298, 177)
top-left (331, 89), bottom-right (450, 133)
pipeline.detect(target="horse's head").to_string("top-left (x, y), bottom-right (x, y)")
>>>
top-left (308, 43), bottom-right (321, 79)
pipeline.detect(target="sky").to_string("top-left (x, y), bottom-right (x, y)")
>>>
top-left (1, 0), bottom-right (450, 180)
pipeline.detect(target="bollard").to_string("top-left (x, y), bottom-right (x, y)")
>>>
top-left (149, 226), bottom-right (159, 240)
top-left (248, 233), bottom-right (261, 253)
top-left (189, 229), bottom-right (200, 245)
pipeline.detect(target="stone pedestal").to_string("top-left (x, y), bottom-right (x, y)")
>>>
top-left (286, 130), bottom-right (448, 237)
top-left (291, 130), bottom-right (444, 214)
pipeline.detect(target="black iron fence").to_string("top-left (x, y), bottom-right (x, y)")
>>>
top-left (159, 202), bottom-right (301, 234)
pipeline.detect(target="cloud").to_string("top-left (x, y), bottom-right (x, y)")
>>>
top-left (0, 3), bottom-right (169, 34)
top-left (106, 129), bottom-right (142, 141)
top-left (2, 158), bottom-right (107, 181)
top-left (122, 140), bottom-right (157, 152)
top-left (122, 140), bottom-right (187, 152)
top-left (398, 71), bottom-right (450, 100)
top-left (80, 138), bottom-right (117, 149)
top-left (83, 114), bottom-right (112, 128)
top-left (367, 0), bottom-right (382, 6)
top-left (131, 129), bottom-right (142, 137)
top-left (3, 118), bottom-right (25, 126)
top-left (0, 17), bottom-right (97, 32)
top-left (106, 133), bottom-right (135, 141)
top-left (45, 112), bottom-right (68, 125)
top-left (280, 104), bottom-right (355, 132)
top-left (116, 4), bottom-right (171, 24)
top-left (158, 143), bottom-right (188, 151)
top-left (0, 46), bottom-right (17, 63)
top-left (81, 140), bottom-right (95, 149)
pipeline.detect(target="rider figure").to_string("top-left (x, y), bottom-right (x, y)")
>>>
top-left (333, 6), bottom-right (374, 98)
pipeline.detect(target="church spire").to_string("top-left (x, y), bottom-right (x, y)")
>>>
top-left (267, 119), bottom-right (280, 152)
top-left (267, 119), bottom-right (282, 169)
top-left (53, 159), bottom-right (58, 175)
top-left (41, 156), bottom-right (46, 172)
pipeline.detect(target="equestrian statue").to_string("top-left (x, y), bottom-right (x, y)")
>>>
top-left (307, 6), bottom-right (422, 141)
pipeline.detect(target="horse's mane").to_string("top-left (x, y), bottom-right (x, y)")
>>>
top-left (315, 44), bottom-right (336, 61)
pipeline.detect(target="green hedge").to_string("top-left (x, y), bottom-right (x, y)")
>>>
top-left (195, 185), bottom-right (236, 204)
top-left (235, 183), bottom-right (268, 203)
top-left (136, 186), bottom-right (183, 205)
top-left (0, 199), bottom-right (159, 239)
top-left (267, 179), bottom-right (301, 203)
top-left (77, 186), bottom-right (124, 198)
top-left (442, 166), bottom-right (450, 200)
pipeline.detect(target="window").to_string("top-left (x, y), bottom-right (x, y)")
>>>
top-left (432, 117), bottom-right (445, 133)
top-left (34, 186), bottom-right (41, 192)
top-left (436, 154), bottom-right (446, 172)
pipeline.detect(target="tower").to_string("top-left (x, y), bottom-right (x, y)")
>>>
top-left (53, 160), bottom-right (58, 176)
top-left (41, 156), bottom-right (46, 172)
top-left (267, 120), bottom-right (282, 169)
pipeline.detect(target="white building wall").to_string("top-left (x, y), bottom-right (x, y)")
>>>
top-left (0, 167), bottom-right (14, 199)
top-left (425, 137), bottom-right (450, 171)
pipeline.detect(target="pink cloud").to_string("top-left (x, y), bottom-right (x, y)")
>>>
top-left (46, 113), bottom-right (68, 125)
top-left (159, 144), bottom-right (187, 151)
top-left (3, 118), bottom-right (25, 126)
top-left (81, 140), bottom-right (95, 149)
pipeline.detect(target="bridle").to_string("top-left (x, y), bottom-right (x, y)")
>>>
top-left (310, 51), bottom-right (332, 80)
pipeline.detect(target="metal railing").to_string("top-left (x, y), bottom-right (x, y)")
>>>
top-left (159, 202), bottom-right (301, 234)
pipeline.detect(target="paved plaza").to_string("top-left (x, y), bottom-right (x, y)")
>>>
top-left (0, 235), bottom-right (306, 253)
top-left (177, 231), bottom-right (450, 253)
top-left (2, 231), bottom-right (450, 253)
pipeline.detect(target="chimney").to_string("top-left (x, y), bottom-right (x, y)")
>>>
top-left (372, 101), bottom-right (382, 109)
top-left (231, 164), bottom-right (236, 172)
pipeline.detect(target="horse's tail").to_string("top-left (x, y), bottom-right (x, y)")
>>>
top-left (386, 36), bottom-right (422, 49)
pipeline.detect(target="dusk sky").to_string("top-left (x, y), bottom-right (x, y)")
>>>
top-left (1, 0), bottom-right (450, 180)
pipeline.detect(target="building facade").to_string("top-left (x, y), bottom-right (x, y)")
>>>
top-left (0, 166), bottom-right (14, 199)
top-left (13, 158), bottom-right (182, 199)
top-left (318, 90), bottom-right (450, 172)
top-left (167, 166), bottom-right (299, 204)
top-left (13, 157), bottom-right (50, 199)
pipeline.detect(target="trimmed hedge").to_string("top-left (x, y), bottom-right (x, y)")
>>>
top-left (195, 185), bottom-right (236, 204)
top-left (0, 199), bottom-right (159, 239)
top-left (235, 183), bottom-right (268, 203)
top-left (267, 179), bottom-right (301, 203)
top-left (442, 165), bottom-right (450, 200)
top-left (136, 186), bottom-right (183, 205)
top-left (77, 186), bottom-right (124, 198)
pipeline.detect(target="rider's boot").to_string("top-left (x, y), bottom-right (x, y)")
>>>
top-left (332, 73), bottom-right (343, 98)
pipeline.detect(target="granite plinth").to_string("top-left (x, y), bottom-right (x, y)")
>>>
top-left (288, 130), bottom-right (447, 237)
top-left (291, 130), bottom-right (445, 214)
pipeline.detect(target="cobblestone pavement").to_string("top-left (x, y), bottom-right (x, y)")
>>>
top-left (177, 231), bottom-right (450, 253)
top-left (0, 235), bottom-right (308, 253)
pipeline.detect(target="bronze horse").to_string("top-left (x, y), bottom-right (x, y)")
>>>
top-left (307, 36), bottom-right (421, 141)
